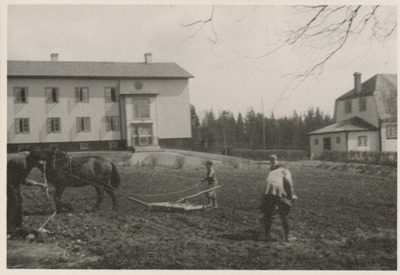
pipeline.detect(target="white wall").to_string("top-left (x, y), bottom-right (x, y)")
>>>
top-left (380, 122), bottom-right (397, 152)
top-left (8, 78), bottom-right (121, 144)
top-left (347, 131), bottom-right (380, 151)
top-left (120, 78), bottom-right (191, 140)
top-left (309, 132), bottom-right (347, 158)
top-left (335, 96), bottom-right (379, 127)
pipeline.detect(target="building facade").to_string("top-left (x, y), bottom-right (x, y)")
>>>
top-left (308, 73), bottom-right (397, 158)
top-left (7, 54), bottom-right (193, 152)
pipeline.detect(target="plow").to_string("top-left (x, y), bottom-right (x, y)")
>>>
top-left (125, 185), bottom-right (222, 212)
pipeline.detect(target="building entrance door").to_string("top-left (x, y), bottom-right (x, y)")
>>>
top-left (323, 137), bottom-right (331, 150)
top-left (131, 124), bottom-right (153, 146)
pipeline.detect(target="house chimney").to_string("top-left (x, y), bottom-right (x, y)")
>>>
top-left (144, 53), bottom-right (152, 64)
top-left (354, 72), bottom-right (362, 93)
top-left (51, 53), bottom-right (59, 61)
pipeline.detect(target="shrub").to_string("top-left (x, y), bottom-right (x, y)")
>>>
top-left (229, 149), bottom-right (308, 161)
top-left (321, 150), bottom-right (397, 167)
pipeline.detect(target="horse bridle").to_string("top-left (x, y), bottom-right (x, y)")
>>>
top-left (50, 151), bottom-right (73, 172)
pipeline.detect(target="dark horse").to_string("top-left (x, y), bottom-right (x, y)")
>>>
top-left (7, 150), bottom-right (44, 233)
top-left (41, 149), bottom-right (121, 212)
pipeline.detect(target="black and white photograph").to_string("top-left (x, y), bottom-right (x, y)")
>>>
top-left (2, 0), bottom-right (398, 271)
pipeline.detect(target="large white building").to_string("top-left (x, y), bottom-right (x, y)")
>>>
top-left (308, 73), bottom-right (397, 158)
top-left (7, 53), bottom-right (193, 152)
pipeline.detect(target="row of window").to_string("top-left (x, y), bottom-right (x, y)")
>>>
top-left (345, 97), bottom-right (366, 114)
top-left (314, 136), bottom-right (368, 146)
top-left (14, 87), bottom-right (118, 103)
top-left (313, 124), bottom-right (397, 148)
top-left (15, 116), bottom-right (120, 134)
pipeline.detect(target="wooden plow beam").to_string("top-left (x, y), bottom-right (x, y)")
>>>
top-left (125, 185), bottom-right (222, 212)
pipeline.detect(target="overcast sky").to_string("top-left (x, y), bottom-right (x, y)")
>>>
top-left (6, 3), bottom-right (397, 119)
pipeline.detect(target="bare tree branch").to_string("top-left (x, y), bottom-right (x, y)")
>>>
top-left (181, 5), bottom-right (397, 111)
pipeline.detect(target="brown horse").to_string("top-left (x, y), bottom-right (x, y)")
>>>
top-left (40, 149), bottom-right (120, 212)
top-left (7, 150), bottom-right (44, 233)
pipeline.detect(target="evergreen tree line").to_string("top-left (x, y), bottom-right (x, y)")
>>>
top-left (190, 105), bottom-right (334, 152)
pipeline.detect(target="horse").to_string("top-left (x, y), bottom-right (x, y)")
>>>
top-left (7, 150), bottom-right (44, 233)
top-left (40, 149), bottom-right (121, 212)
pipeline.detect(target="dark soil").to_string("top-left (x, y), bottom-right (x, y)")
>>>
top-left (7, 155), bottom-right (397, 270)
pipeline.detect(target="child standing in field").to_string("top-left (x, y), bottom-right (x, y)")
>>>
top-left (201, 160), bottom-right (219, 208)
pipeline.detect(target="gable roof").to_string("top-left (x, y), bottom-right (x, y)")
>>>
top-left (336, 74), bottom-right (397, 101)
top-left (8, 60), bottom-right (193, 79)
top-left (308, 116), bottom-right (378, 135)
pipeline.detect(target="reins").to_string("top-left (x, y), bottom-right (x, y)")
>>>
top-left (46, 151), bottom-right (204, 199)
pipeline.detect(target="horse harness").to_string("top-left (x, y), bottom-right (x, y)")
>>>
top-left (51, 152), bottom-right (73, 173)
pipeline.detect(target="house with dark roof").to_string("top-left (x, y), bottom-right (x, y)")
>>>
top-left (308, 72), bottom-right (397, 158)
top-left (7, 53), bottom-right (193, 152)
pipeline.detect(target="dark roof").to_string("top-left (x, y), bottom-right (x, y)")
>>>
top-left (308, 116), bottom-right (378, 135)
top-left (336, 74), bottom-right (396, 101)
top-left (8, 60), bottom-right (193, 79)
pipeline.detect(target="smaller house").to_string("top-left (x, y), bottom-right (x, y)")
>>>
top-left (308, 72), bottom-right (397, 158)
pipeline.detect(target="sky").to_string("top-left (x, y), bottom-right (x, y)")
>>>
top-left (4, 3), bottom-right (398, 119)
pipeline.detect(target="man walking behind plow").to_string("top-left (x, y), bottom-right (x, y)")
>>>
top-left (260, 165), bottom-right (297, 242)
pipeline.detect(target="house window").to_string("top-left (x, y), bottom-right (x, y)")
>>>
top-left (105, 88), bottom-right (118, 102)
top-left (359, 97), bottom-right (366, 112)
top-left (314, 138), bottom-right (319, 145)
top-left (106, 116), bottom-right (120, 131)
top-left (77, 117), bottom-right (91, 132)
top-left (14, 87), bottom-right (28, 103)
top-left (47, 118), bottom-right (61, 133)
top-left (15, 118), bottom-right (29, 134)
top-left (133, 98), bottom-right (150, 119)
top-left (80, 142), bottom-right (90, 150)
top-left (358, 136), bottom-right (368, 146)
top-left (109, 141), bottom-right (119, 149)
top-left (75, 87), bottom-right (89, 103)
top-left (45, 87), bottom-right (59, 103)
top-left (336, 137), bottom-right (341, 144)
top-left (386, 124), bottom-right (397, 139)
top-left (345, 100), bottom-right (352, 114)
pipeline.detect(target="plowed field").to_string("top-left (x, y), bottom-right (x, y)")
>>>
top-left (7, 152), bottom-right (397, 270)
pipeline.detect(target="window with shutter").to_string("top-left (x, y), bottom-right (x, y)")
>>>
top-left (386, 124), bottom-right (397, 139)
top-left (15, 118), bottom-right (29, 134)
top-left (105, 88), bottom-right (117, 102)
top-left (14, 87), bottom-right (28, 103)
top-left (45, 88), bottom-right (59, 103)
top-left (75, 87), bottom-right (89, 103)
top-left (77, 117), bottom-right (90, 132)
top-left (47, 118), bottom-right (61, 133)
top-left (106, 116), bottom-right (120, 131)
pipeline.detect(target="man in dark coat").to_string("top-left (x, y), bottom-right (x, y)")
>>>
top-left (7, 150), bottom-right (45, 235)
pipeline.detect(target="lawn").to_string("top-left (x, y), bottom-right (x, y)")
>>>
top-left (7, 152), bottom-right (397, 270)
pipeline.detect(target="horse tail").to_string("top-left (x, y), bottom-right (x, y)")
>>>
top-left (110, 162), bottom-right (121, 188)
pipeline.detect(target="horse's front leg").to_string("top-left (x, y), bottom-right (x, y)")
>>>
top-left (105, 189), bottom-right (118, 212)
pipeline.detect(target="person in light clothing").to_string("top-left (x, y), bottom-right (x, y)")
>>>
top-left (201, 160), bottom-right (219, 208)
top-left (260, 166), bottom-right (297, 241)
